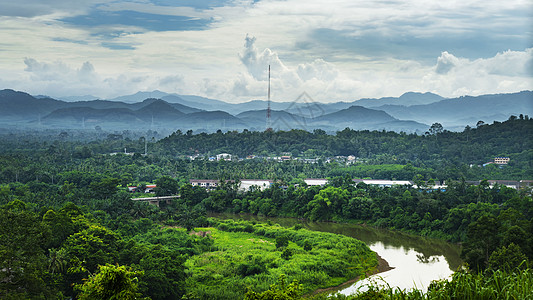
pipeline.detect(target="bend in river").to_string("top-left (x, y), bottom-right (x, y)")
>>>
top-left (210, 213), bottom-right (462, 294)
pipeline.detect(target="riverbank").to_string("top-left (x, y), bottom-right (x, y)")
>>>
top-left (209, 213), bottom-right (462, 293)
top-left (310, 253), bottom-right (394, 296)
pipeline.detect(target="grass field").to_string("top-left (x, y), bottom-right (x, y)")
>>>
top-left (184, 219), bottom-right (378, 299)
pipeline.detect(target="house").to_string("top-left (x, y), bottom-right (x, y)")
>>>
top-left (190, 179), bottom-right (236, 190)
top-left (304, 178), bottom-right (328, 186)
top-left (190, 179), bottom-right (220, 190)
top-left (145, 185), bottom-right (156, 193)
top-left (488, 180), bottom-right (519, 189)
top-left (494, 157), bottom-right (510, 165)
top-left (127, 185), bottom-right (157, 193)
top-left (216, 153), bottom-right (232, 161)
top-left (239, 179), bottom-right (273, 191)
top-left (360, 180), bottom-right (412, 187)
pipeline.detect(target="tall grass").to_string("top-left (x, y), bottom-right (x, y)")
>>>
top-left (323, 266), bottom-right (533, 300)
top-left (184, 219), bottom-right (378, 299)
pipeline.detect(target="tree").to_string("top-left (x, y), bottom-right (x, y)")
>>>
top-left (0, 204), bottom-right (53, 298)
top-left (138, 248), bottom-right (187, 300)
top-left (461, 215), bottom-right (500, 272)
top-left (487, 243), bottom-right (528, 273)
top-left (154, 176), bottom-right (179, 197)
top-left (75, 264), bottom-right (146, 300)
top-left (428, 123), bottom-right (444, 135)
top-left (61, 224), bottom-right (121, 274)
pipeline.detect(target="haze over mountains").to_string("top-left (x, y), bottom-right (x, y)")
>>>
top-left (0, 89), bottom-right (531, 135)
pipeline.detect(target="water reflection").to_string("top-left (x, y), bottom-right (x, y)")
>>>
top-left (339, 241), bottom-right (454, 295)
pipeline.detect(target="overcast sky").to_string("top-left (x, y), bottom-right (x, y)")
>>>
top-left (0, 0), bottom-right (531, 102)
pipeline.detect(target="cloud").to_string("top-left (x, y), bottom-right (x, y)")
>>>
top-left (434, 48), bottom-right (533, 77)
top-left (0, 1), bottom-right (531, 103)
top-left (0, 0), bottom-right (106, 18)
top-left (239, 34), bottom-right (289, 80)
top-left (435, 51), bottom-right (460, 74)
top-left (24, 58), bottom-right (72, 81)
top-left (426, 48), bottom-right (533, 96)
top-left (297, 59), bottom-right (339, 82)
top-left (20, 57), bottom-right (163, 98)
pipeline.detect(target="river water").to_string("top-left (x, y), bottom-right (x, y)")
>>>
top-left (210, 213), bottom-right (462, 295)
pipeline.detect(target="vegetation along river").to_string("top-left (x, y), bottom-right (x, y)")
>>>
top-left (211, 213), bottom-right (462, 295)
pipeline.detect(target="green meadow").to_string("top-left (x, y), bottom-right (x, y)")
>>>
top-left (184, 219), bottom-right (377, 299)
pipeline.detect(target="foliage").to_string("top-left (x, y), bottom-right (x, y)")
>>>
top-left (184, 219), bottom-right (377, 299)
top-left (0, 203), bottom-right (53, 299)
top-left (324, 267), bottom-right (533, 300)
top-left (75, 264), bottom-right (146, 300)
top-left (0, 118), bottom-right (531, 298)
top-left (244, 275), bottom-right (302, 300)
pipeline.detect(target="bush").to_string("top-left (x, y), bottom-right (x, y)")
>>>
top-left (281, 248), bottom-right (293, 260)
top-left (303, 240), bottom-right (312, 251)
top-left (276, 235), bottom-right (289, 249)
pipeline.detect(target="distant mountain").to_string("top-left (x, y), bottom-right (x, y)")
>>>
top-left (353, 92), bottom-right (444, 108)
top-left (162, 94), bottom-right (232, 111)
top-left (1, 88), bottom-right (530, 133)
top-left (0, 89), bottom-right (67, 120)
top-left (237, 109), bottom-right (309, 131)
top-left (134, 99), bottom-right (185, 121)
top-left (168, 103), bottom-right (203, 114)
top-left (67, 99), bottom-right (131, 110)
top-left (42, 107), bottom-right (144, 127)
top-left (378, 91), bottom-right (533, 127)
top-left (103, 90), bottom-right (444, 115)
top-left (312, 106), bottom-right (428, 132)
top-left (314, 106), bottom-right (396, 123)
top-left (180, 111), bottom-right (248, 130)
top-left (109, 90), bottom-right (169, 103)
top-left (57, 95), bottom-right (99, 102)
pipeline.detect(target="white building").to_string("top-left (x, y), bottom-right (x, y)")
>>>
top-left (304, 179), bottom-right (329, 186)
top-left (216, 153), bottom-right (232, 161)
top-left (359, 180), bottom-right (412, 187)
top-left (239, 179), bottom-right (273, 191)
top-left (494, 157), bottom-right (510, 165)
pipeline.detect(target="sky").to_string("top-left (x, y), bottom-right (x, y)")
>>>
top-left (0, 0), bottom-right (532, 103)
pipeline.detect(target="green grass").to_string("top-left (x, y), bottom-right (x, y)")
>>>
top-left (184, 219), bottom-right (378, 299)
top-left (321, 267), bottom-right (533, 300)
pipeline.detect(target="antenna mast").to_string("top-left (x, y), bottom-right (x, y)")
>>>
top-left (266, 65), bottom-right (272, 131)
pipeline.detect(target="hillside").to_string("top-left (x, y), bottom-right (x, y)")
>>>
top-left (0, 89), bottom-right (67, 119)
top-left (1, 89), bottom-right (531, 133)
top-left (159, 117), bottom-right (533, 167)
top-left (378, 91), bottom-right (533, 127)
top-left (237, 109), bottom-right (309, 131)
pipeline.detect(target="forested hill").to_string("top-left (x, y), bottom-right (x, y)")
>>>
top-left (159, 116), bottom-right (532, 165)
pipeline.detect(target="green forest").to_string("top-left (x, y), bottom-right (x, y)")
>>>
top-left (0, 117), bottom-right (532, 299)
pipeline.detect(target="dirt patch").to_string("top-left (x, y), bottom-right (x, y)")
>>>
top-left (189, 230), bottom-right (211, 237)
top-left (309, 253), bottom-right (394, 296)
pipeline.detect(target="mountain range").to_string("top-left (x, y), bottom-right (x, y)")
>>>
top-left (1, 89), bottom-right (531, 134)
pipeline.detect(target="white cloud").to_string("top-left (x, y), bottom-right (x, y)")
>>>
top-left (435, 52), bottom-right (460, 74)
top-left (0, 0), bottom-right (531, 102)
top-left (426, 48), bottom-right (533, 97)
top-left (239, 34), bottom-right (289, 81)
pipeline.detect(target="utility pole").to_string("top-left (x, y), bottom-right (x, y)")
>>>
top-left (266, 65), bottom-right (272, 131)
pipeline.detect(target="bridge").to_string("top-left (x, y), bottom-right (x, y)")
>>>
top-left (131, 195), bottom-right (180, 207)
